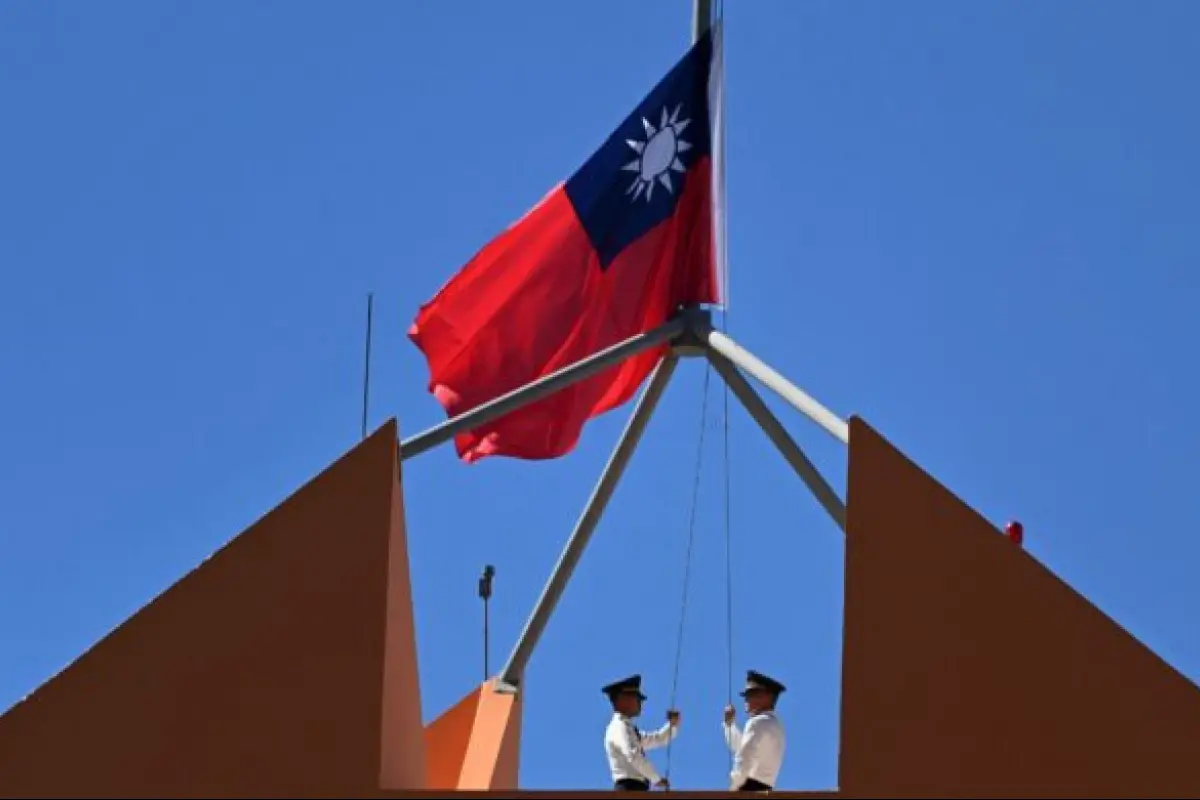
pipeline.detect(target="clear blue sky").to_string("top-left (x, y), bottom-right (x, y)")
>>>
top-left (2, 0), bottom-right (1198, 791)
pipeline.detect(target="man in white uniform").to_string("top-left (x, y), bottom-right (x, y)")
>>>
top-left (602, 674), bottom-right (681, 791)
top-left (723, 670), bottom-right (787, 792)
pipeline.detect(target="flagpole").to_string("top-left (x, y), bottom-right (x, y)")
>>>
top-left (691, 0), bottom-right (721, 309)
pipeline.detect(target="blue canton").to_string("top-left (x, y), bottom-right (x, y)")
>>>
top-left (564, 30), bottom-right (714, 270)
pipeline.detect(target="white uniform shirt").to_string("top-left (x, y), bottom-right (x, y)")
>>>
top-left (723, 710), bottom-right (785, 790)
top-left (604, 712), bottom-right (678, 784)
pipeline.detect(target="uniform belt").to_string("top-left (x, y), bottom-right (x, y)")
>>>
top-left (615, 777), bottom-right (651, 790)
top-left (739, 776), bottom-right (773, 791)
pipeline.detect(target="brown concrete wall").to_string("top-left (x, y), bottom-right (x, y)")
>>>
top-left (382, 432), bottom-right (429, 789)
top-left (839, 417), bottom-right (1200, 799)
top-left (0, 419), bottom-right (426, 799)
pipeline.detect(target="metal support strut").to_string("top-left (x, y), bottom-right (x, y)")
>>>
top-left (707, 350), bottom-right (847, 532)
top-left (399, 307), bottom-right (853, 692)
top-left (706, 329), bottom-right (850, 445)
top-left (399, 315), bottom-right (686, 462)
top-left (496, 354), bottom-right (680, 690)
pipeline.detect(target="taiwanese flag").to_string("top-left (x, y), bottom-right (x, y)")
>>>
top-left (410, 24), bottom-right (726, 463)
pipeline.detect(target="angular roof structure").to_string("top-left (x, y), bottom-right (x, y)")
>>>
top-left (840, 418), bottom-right (1200, 799)
top-left (2, 414), bottom-right (1197, 798)
top-left (0, 420), bottom-right (425, 798)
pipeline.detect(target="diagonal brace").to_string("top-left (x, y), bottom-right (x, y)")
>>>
top-left (705, 328), bottom-right (850, 445)
top-left (496, 354), bottom-right (680, 690)
top-left (707, 349), bottom-right (847, 532)
top-left (399, 315), bottom-right (687, 462)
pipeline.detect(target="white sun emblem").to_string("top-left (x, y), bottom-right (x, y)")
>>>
top-left (622, 104), bottom-right (692, 203)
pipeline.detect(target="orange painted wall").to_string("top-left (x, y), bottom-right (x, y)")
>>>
top-left (423, 684), bottom-right (522, 791)
top-left (424, 686), bottom-right (483, 789)
top-left (838, 417), bottom-right (1200, 799)
top-left (458, 687), bottom-right (522, 790)
top-left (0, 420), bottom-right (426, 798)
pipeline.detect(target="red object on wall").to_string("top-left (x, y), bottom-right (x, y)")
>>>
top-left (1005, 520), bottom-right (1024, 546)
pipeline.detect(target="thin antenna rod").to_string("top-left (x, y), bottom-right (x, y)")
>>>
top-left (361, 292), bottom-right (374, 440)
top-left (479, 565), bottom-right (496, 681)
